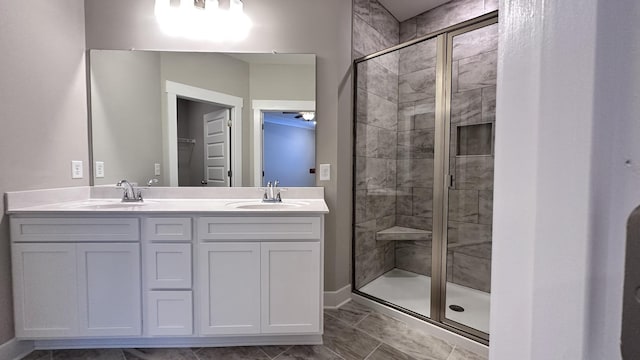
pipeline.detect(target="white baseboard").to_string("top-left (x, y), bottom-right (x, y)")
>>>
top-left (0, 338), bottom-right (35, 360)
top-left (351, 293), bottom-right (489, 358)
top-left (323, 284), bottom-right (352, 309)
top-left (34, 334), bottom-right (321, 350)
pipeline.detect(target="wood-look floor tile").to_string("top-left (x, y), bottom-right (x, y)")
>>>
top-left (195, 346), bottom-right (270, 360)
top-left (259, 345), bottom-right (292, 359)
top-left (123, 348), bottom-right (197, 360)
top-left (446, 347), bottom-right (487, 360)
top-left (21, 350), bottom-right (52, 360)
top-left (52, 349), bottom-right (124, 360)
top-left (324, 301), bottom-right (372, 326)
top-left (274, 345), bottom-right (343, 360)
top-left (366, 344), bottom-right (417, 360)
top-left (356, 313), bottom-right (453, 360)
top-left (323, 313), bottom-right (380, 360)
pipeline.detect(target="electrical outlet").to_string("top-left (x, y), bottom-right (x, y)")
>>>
top-left (319, 163), bottom-right (330, 181)
top-left (71, 161), bottom-right (83, 179)
top-left (95, 161), bottom-right (105, 178)
top-left (154, 163), bottom-right (161, 176)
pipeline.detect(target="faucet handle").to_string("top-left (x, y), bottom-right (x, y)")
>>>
top-left (274, 180), bottom-right (279, 187)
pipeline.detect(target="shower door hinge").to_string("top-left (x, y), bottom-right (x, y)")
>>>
top-left (228, 170), bottom-right (232, 178)
top-left (227, 120), bottom-right (232, 127)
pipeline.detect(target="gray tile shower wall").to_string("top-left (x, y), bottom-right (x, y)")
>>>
top-left (353, 0), bottom-right (399, 288)
top-left (447, 22), bottom-right (497, 293)
top-left (399, 0), bottom-right (498, 43)
top-left (354, 0), bottom-right (497, 292)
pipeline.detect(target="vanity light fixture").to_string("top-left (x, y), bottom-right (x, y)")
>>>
top-left (301, 112), bottom-right (315, 121)
top-left (154, 0), bottom-right (252, 41)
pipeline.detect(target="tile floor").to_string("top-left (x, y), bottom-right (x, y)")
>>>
top-left (20, 301), bottom-right (487, 360)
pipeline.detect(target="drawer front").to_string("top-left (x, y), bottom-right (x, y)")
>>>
top-left (198, 217), bottom-right (321, 241)
top-left (147, 291), bottom-right (193, 336)
top-left (146, 243), bottom-right (192, 289)
top-left (144, 218), bottom-right (192, 242)
top-left (11, 218), bottom-right (139, 242)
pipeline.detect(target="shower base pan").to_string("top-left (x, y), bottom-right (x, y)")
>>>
top-left (359, 268), bottom-right (490, 333)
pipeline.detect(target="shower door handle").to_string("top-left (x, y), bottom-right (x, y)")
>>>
top-left (447, 174), bottom-right (455, 189)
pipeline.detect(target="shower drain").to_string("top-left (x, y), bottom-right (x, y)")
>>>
top-left (449, 304), bottom-right (465, 312)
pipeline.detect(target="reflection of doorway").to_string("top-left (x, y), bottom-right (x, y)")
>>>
top-left (252, 100), bottom-right (316, 186)
top-left (165, 81), bottom-right (243, 187)
top-left (176, 99), bottom-right (230, 186)
top-left (262, 112), bottom-right (316, 187)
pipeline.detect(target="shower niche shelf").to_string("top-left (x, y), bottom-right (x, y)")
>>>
top-left (376, 226), bottom-right (432, 241)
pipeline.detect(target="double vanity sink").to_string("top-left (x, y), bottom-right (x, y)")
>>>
top-left (5, 186), bottom-right (328, 349)
top-left (57, 198), bottom-right (312, 210)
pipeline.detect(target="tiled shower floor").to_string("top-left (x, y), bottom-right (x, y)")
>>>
top-left (359, 268), bottom-right (490, 333)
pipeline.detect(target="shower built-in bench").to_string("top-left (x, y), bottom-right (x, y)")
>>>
top-left (376, 226), bottom-right (433, 241)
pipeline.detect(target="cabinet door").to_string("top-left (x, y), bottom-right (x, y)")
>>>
top-left (261, 242), bottom-right (321, 334)
top-left (147, 291), bottom-right (193, 336)
top-left (146, 243), bottom-right (192, 289)
top-left (77, 243), bottom-right (141, 337)
top-left (198, 243), bottom-right (260, 335)
top-left (11, 243), bottom-right (78, 338)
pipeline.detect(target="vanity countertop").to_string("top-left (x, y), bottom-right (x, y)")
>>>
top-left (5, 186), bottom-right (329, 214)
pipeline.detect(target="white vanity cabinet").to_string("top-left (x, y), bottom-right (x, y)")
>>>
top-left (7, 197), bottom-right (327, 348)
top-left (143, 217), bottom-right (194, 336)
top-left (10, 217), bottom-right (142, 339)
top-left (197, 216), bottom-right (323, 336)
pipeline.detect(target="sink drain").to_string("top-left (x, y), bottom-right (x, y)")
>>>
top-left (449, 304), bottom-right (465, 312)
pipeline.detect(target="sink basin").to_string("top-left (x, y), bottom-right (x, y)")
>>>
top-left (225, 200), bottom-right (309, 210)
top-left (61, 199), bottom-right (153, 210)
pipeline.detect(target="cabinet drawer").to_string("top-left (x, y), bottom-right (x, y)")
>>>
top-left (146, 243), bottom-right (192, 289)
top-left (198, 217), bottom-right (321, 241)
top-left (11, 218), bottom-right (139, 242)
top-left (144, 218), bottom-right (192, 241)
top-left (147, 291), bottom-right (193, 336)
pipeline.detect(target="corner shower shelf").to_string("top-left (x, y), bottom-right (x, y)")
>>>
top-left (376, 226), bottom-right (432, 241)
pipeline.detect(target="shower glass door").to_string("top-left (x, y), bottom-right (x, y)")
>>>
top-left (353, 37), bottom-right (438, 319)
top-left (442, 19), bottom-right (498, 336)
top-left (352, 12), bottom-right (497, 344)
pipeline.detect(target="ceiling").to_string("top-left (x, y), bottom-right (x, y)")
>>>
top-left (377, 0), bottom-right (451, 22)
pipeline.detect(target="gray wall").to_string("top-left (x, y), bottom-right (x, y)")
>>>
top-left (84, 0), bottom-right (354, 293)
top-left (91, 50), bottom-right (162, 186)
top-left (0, 0), bottom-right (88, 344)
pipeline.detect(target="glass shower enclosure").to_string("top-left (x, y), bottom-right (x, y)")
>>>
top-left (352, 13), bottom-right (497, 343)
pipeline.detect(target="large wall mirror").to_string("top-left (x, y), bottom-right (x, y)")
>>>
top-left (89, 50), bottom-right (316, 188)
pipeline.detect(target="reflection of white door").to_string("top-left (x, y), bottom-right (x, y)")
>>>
top-left (203, 109), bottom-right (229, 187)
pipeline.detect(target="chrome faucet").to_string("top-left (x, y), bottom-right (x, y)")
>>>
top-left (116, 179), bottom-right (143, 202)
top-left (263, 180), bottom-right (282, 203)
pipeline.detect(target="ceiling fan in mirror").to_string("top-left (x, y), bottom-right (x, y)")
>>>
top-left (283, 111), bottom-right (316, 121)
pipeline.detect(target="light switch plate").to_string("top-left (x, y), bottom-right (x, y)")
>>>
top-left (154, 163), bottom-right (161, 176)
top-left (71, 161), bottom-right (83, 179)
top-left (319, 163), bottom-right (330, 181)
top-left (95, 161), bottom-right (104, 178)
